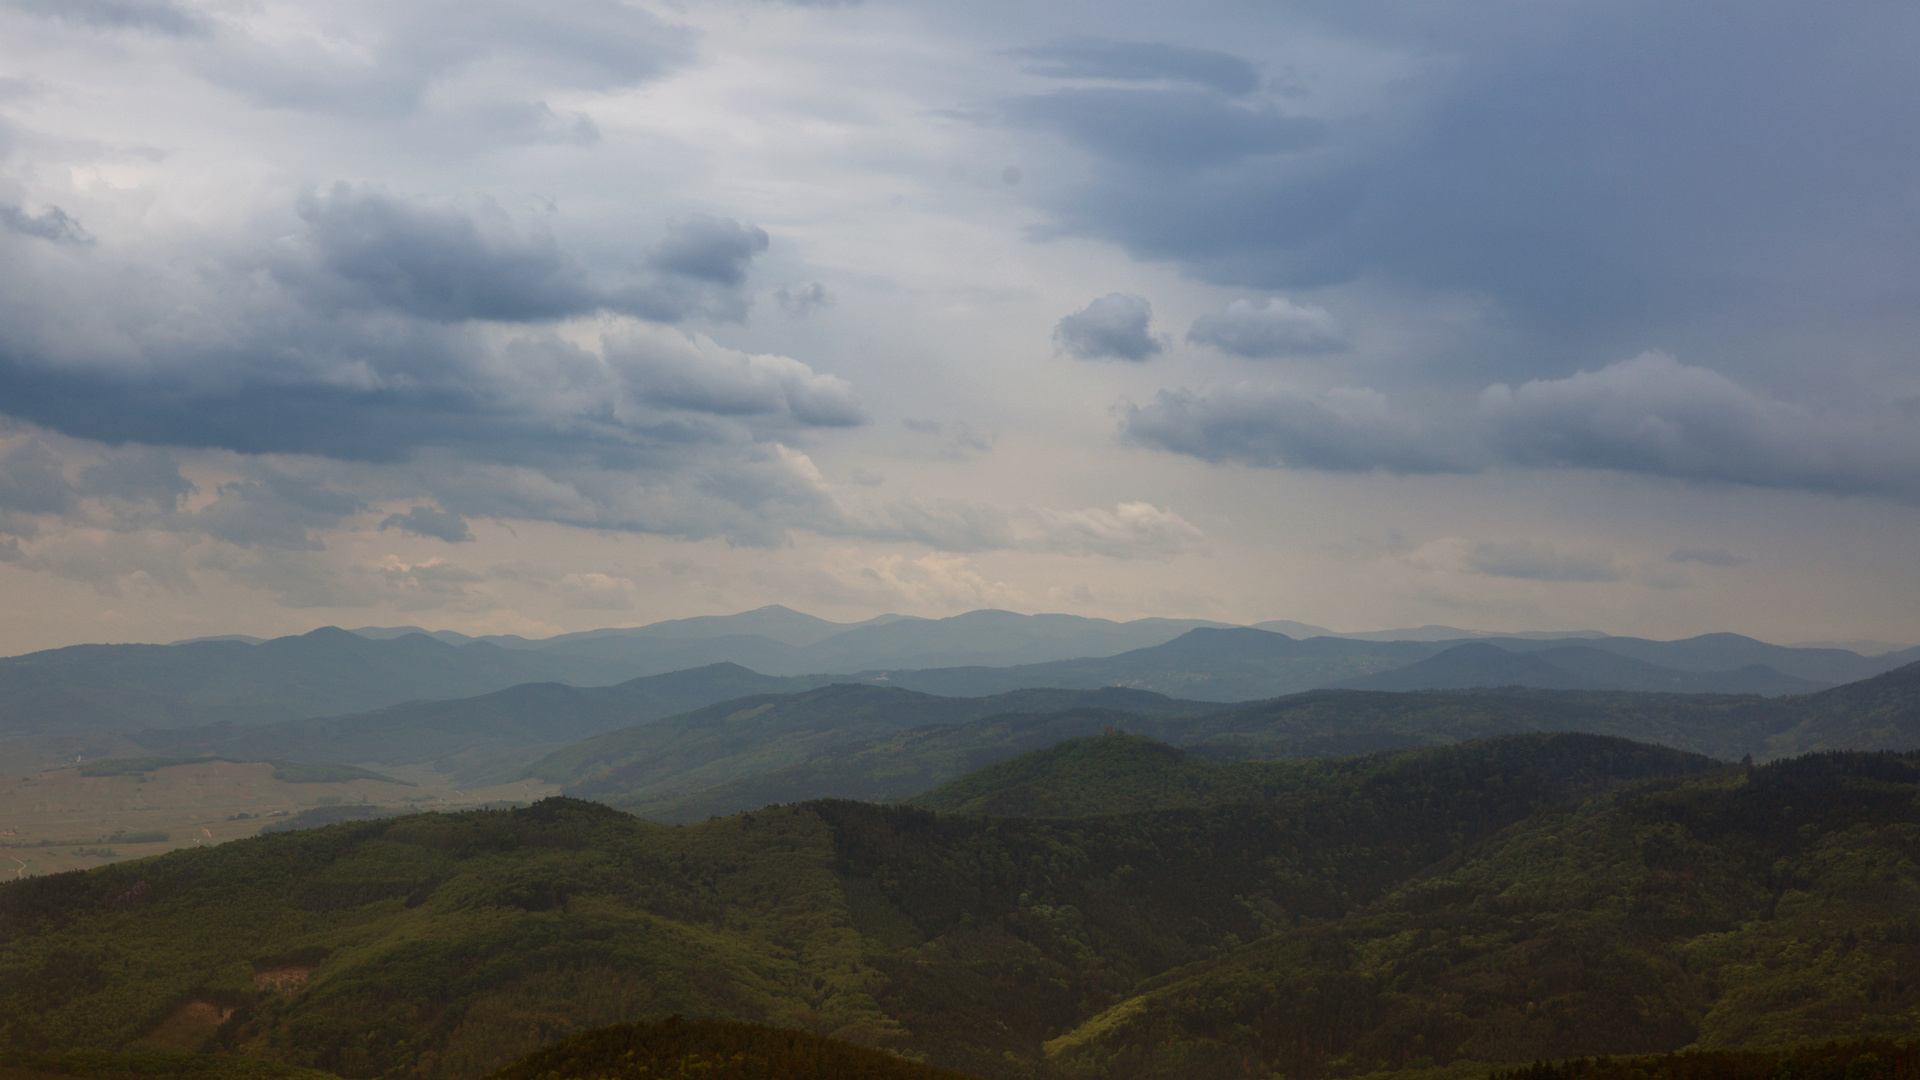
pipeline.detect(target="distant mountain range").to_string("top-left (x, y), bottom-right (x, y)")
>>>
top-left (6, 611), bottom-right (1919, 750)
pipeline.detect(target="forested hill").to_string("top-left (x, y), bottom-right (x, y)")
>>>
top-left (903, 732), bottom-right (1448, 818)
top-left (0, 733), bottom-right (1712, 1080)
top-left (479, 1018), bottom-right (980, 1080)
top-left (1046, 748), bottom-right (1920, 1078)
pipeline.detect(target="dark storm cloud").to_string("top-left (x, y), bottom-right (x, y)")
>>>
top-left (0, 204), bottom-right (92, 244)
top-left (1054, 293), bottom-right (1162, 362)
top-left (1004, 4), bottom-right (1920, 369)
top-left (285, 186), bottom-right (770, 324)
top-left (1186, 298), bottom-right (1343, 358)
top-left (1005, 88), bottom-right (1323, 171)
top-left (1122, 354), bottom-right (1920, 501)
top-left (649, 217), bottom-right (770, 287)
top-left (1122, 383), bottom-right (1465, 474)
top-left (9, 0), bottom-right (206, 35)
top-left (1466, 541), bottom-right (1622, 583)
top-left (0, 184), bottom-right (853, 477)
top-left (1007, 38), bottom-right (1261, 96)
top-left (293, 185), bottom-right (605, 323)
top-left (379, 505), bottom-right (474, 542)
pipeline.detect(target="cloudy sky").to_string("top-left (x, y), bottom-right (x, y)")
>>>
top-left (1, 0), bottom-right (1917, 653)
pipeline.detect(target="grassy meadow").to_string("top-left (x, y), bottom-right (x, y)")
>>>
top-left (0, 760), bottom-right (559, 879)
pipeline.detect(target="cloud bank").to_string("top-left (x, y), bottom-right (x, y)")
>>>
top-left (1124, 353), bottom-right (1920, 501)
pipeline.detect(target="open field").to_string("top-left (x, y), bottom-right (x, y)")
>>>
top-left (0, 759), bottom-right (559, 878)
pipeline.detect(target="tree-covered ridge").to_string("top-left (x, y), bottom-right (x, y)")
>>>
top-left (904, 731), bottom-right (1713, 819)
top-left (0, 734), bottom-right (1703, 1080)
top-left (906, 733), bottom-right (1244, 816)
top-left (1489, 1039), bottom-right (1920, 1080)
top-left (1045, 750), bottom-right (1920, 1079)
top-left (480, 1017), bottom-right (979, 1080)
top-left (522, 684), bottom-right (1215, 803)
top-left (0, 1051), bottom-right (337, 1080)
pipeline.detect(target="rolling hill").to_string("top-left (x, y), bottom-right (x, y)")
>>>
top-left (522, 684), bottom-right (1219, 807)
top-left (1042, 748), bottom-right (1920, 1078)
top-left (124, 664), bottom-right (840, 785)
top-left (1331, 642), bottom-right (1821, 694)
top-left (547, 662), bottom-right (1920, 817)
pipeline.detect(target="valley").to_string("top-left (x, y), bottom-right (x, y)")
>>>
top-left (0, 758), bottom-right (557, 878)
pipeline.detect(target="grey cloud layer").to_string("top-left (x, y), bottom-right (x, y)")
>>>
top-left (380, 505), bottom-right (474, 543)
top-left (288, 185), bottom-right (765, 325)
top-left (1006, 37), bottom-right (1261, 95)
top-left (10, 0), bottom-right (206, 35)
top-left (998, 6), bottom-right (1920, 379)
top-left (1466, 541), bottom-right (1621, 584)
top-left (1123, 353), bottom-right (1920, 501)
top-left (192, 0), bottom-right (691, 119)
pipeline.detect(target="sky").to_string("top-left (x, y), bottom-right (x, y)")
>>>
top-left (0, 0), bottom-right (1917, 654)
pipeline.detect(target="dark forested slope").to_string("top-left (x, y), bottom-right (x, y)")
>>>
top-left (1046, 749), bottom-right (1920, 1079)
top-left (479, 1017), bottom-right (980, 1080)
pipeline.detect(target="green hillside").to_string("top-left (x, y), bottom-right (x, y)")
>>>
top-left (1045, 749), bottom-right (1920, 1079)
top-left (479, 1017), bottom-right (979, 1080)
top-left (906, 733), bottom-right (1308, 817)
top-left (0, 733), bottom-right (1702, 1080)
top-left (1491, 1041), bottom-right (1920, 1080)
top-left (615, 707), bottom-right (1155, 822)
top-left (0, 1051), bottom-right (337, 1080)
